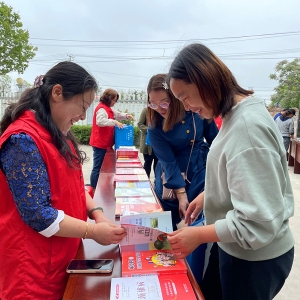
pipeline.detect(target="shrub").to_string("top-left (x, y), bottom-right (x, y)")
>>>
top-left (134, 126), bottom-right (141, 148)
top-left (71, 125), bottom-right (91, 145)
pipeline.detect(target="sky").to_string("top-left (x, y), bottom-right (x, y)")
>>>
top-left (4, 0), bottom-right (300, 102)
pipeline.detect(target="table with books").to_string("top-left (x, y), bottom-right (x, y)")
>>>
top-left (63, 148), bottom-right (205, 300)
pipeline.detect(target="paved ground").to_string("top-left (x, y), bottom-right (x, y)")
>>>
top-left (80, 144), bottom-right (300, 300)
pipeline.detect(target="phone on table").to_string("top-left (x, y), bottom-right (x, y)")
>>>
top-left (66, 259), bottom-right (114, 274)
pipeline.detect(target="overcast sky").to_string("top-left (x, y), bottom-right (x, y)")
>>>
top-left (4, 0), bottom-right (300, 101)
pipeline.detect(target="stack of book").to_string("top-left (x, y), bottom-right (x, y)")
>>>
top-left (113, 148), bottom-right (162, 218)
top-left (110, 211), bottom-right (197, 299)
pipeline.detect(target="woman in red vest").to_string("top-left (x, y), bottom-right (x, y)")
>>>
top-left (0, 62), bottom-right (127, 299)
top-left (89, 89), bottom-right (134, 189)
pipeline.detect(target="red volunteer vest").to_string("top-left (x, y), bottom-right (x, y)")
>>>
top-left (0, 111), bottom-right (86, 299)
top-left (89, 102), bottom-right (115, 149)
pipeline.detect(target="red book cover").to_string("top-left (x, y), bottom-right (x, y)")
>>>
top-left (158, 273), bottom-right (197, 300)
top-left (110, 274), bottom-right (197, 300)
top-left (116, 168), bottom-right (147, 175)
top-left (121, 250), bottom-right (187, 277)
top-left (116, 162), bottom-right (143, 168)
top-left (116, 149), bottom-right (139, 159)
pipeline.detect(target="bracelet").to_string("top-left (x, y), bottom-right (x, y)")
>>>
top-left (175, 190), bottom-right (186, 195)
top-left (88, 206), bottom-right (104, 219)
top-left (83, 222), bottom-right (89, 239)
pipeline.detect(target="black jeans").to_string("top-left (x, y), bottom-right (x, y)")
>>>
top-left (201, 242), bottom-right (294, 300)
top-left (143, 153), bottom-right (158, 178)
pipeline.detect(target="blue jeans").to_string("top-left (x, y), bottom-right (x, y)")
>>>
top-left (90, 147), bottom-right (107, 189)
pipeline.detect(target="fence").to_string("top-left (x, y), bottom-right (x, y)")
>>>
top-left (0, 94), bottom-right (148, 128)
top-left (0, 94), bottom-right (18, 120)
top-left (76, 97), bottom-right (148, 127)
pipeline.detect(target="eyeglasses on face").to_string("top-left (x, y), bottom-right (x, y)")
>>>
top-left (148, 101), bottom-right (170, 110)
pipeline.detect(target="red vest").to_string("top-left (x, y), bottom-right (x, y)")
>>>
top-left (0, 111), bottom-right (87, 299)
top-left (89, 102), bottom-right (115, 149)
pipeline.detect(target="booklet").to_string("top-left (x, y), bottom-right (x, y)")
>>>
top-left (114, 175), bottom-right (150, 184)
top-left (110, 274), bottom-right (197, 300)
top-left (116, 168), bottom-right (147, 175)
top-left (121, 250), bottom-right (187, 277)
top-left (115, 181), bottom-right (151, 189)
top-left (119, 212), bottom-right (173, 253)
top-left (115, 187), bottom-right (154, 198)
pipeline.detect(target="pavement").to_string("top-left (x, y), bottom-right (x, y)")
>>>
top-left (80, 144), bottom-right (300, 300)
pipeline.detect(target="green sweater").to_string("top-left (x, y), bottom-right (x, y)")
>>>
top-left (205, 96), bottom-right (294, 261)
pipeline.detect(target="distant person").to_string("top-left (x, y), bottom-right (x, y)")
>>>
top-left (0, 62), bottom-right (127, 299)
top-left (137, 107), bottom-right (158, 177)
top-left (275, 108), bottom-right (296, 152)
top-left (89, 88), bottom-right (134, 190)
top-left (166, 43), bottom-right (294, 300)
top-left (274, 108), bottom-right (290, 120)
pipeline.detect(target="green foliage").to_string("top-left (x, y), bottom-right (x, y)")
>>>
top-left (0, 74), bottom-right (12, 93)
top-left (269, 58), bottom-right (300, 108)
top-left (0, 2), bottom-right (37, 75)
top-left (119, 109), bottom-right (135, 126)
top-left (134, 126), bottom-right (141, 147)
top-left (70, 125), bottom-right (91, 145)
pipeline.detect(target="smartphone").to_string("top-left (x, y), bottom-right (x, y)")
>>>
top-left (66, 259), bottom-right (114, 274)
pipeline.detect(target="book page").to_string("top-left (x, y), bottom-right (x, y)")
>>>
top-left (110, 275), bottom-right (163, 300)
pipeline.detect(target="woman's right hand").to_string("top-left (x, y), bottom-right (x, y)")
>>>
top-left (185, 191), bottom-right (204, 225)
top-left (90, 222), bottom-right (127, 245)
top-left (115, 121), bottom-right (125, 128)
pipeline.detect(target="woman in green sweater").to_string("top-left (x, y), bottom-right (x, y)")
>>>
top-left (167, 43), bottom-right (294, 300)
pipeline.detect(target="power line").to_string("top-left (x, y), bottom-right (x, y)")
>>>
top-left (29, 30), bottom-right (300, 43)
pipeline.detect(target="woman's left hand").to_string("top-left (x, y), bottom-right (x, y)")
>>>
top-left (177, 195), bottom-right (189, 220)
top-left (168, 227), bottom-right (202, 259)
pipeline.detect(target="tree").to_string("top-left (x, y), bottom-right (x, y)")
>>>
top-left (0, 2), bottom-right (37, 75)
top-left (269, 58), bottom-right (300, 108)
top-left (0, 74), bottom-right (12, 94)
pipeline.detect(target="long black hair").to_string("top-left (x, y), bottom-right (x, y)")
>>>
top-left (0, 61), bottom-right (98, 168)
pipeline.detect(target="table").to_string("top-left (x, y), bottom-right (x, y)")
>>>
top-left (288, 139), bottom-right (300, 174)
top-left (63, 149), bottom-right (205, 299)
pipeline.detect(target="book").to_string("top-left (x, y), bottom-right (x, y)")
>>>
top-left (115, 181), bottom-right (151, 189)
top-left (115, 187), bottom-right (154, 198)
top-left (117, 158), bottom-right (142, 163)
top-left (114, 174), bottom-right (150, 183)
top-left (120, 211), bottom-right (173, 233)
top-left (115, 197), bottom-right (162, 217)
top-left (116, 148), bottom-right (139, 159)
top-left (121, 250), bottom-right (187, 277)
top-left (115, 203), bottom-right (162, 218)
top-left (116, 162), bottom-right (143, 168)
top-left (110, 274), bottom-right (197, 300)
top-left (119, 212), bottom-right (173, 252)
top-left (116, 168), bottom-right (147, 175)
